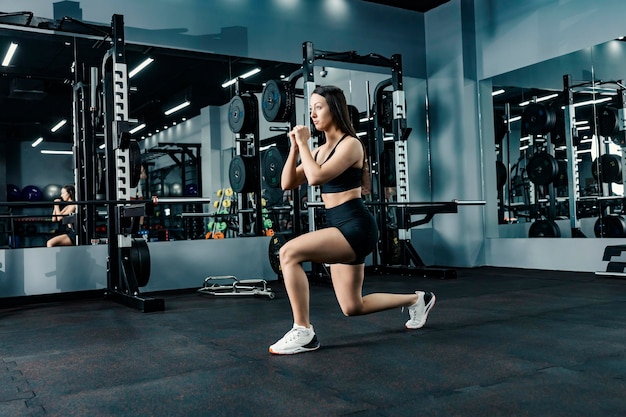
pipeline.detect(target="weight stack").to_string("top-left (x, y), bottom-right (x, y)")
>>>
top-left (184, 203), bottom-right (205, 239)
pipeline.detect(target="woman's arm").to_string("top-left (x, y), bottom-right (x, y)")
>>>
top-left (60, 203), bottom-right (77, 216)
top-left (52, 200), bottom-right (76, 222)
top-left (51, 199), bottom-right (62, 222)
top-left (281, 134), bottom-right (308, 190)
top-left (294, 128), bottom-right (362, 186)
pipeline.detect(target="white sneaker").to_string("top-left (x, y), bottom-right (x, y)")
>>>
top-left (269, 324), bottom-right (320, 355)
top-left (405, 291), bottom-right (436, 329)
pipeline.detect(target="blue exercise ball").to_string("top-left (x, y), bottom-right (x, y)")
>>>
top-left (184, 183), bottom-right (199, 196)
top-left (7, 184), bottom-right (21, 201)
top-left (21, 185), bottom-right (43, 202)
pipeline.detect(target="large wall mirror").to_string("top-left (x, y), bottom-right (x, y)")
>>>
top-left (0, 23), bottom-right (430, 248)
top-left (0, 24), bottom-right (301, 247)
top-left (486, 38), bottom-right (626, 239)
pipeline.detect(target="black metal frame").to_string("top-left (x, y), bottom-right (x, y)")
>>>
top-left (100, 15), bottom-right (163, 312)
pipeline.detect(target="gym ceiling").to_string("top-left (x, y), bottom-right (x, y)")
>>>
top-left (363, 0), bottom-right (450, 13)
top-left (0, 1), bottom-right (449, 146)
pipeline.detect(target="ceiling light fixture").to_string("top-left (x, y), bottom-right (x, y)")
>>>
top-left (505, 115), bottom-right (522, 123)
top-left (51, 119), bottom-right (67, 132)
top-left (2, 42), bottom-right (18, 67)
top-left (128, 57), bottom-right (154, 79)
top-left (164, 100), bottom-right (190, 116)
top-left (221, 67), bottom-right (261, 88)
top-left (129, 123), bottom-right (146, 134)
top-left (41, 149), bottom-right (73, 155)
top-left (492, 89), bottom-right (505, 96)
top-left (572, 97), bottom-right (612, 108)
top-left (31, 137), bottom-right (43, 147)
top-left (519, 93), bottom-right (559, 106)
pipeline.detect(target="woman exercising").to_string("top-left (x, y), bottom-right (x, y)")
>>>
top-left (269, 85), bottom-right (436, 355)
top-left (47, 184), bottom-right (77, 247)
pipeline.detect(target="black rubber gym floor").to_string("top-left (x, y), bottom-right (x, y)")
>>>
top-left (2, 266), bottom-right (626, 417)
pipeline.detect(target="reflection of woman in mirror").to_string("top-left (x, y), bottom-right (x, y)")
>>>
top-left (47, 185), bottom-right (77, 247)
top-left (269, 85), bottom-right (436, 355)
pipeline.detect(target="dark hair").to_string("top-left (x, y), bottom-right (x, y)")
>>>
top-left (63, 184), bottom-right (76, 201)
top-left (312, 85), bottom-right (358, 139)
top-left (312, 85), bottom-right (371, 192)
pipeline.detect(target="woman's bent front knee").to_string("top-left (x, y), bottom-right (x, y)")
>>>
top-left (339, 303), bottom-right (364, 317)
top-left (279, 243), bottom-right (303, 266)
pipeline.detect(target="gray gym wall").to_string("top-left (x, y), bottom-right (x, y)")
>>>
top-left (2, 0), bottom-right (626, 299)
top-left (468, 0), bottom-right (626, 271)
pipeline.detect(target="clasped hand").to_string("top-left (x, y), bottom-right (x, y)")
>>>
top-left (289, 125), bottom-right (311, 151)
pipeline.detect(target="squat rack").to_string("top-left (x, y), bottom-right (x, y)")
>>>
top-left (298, 41), bottom-right (474, 279)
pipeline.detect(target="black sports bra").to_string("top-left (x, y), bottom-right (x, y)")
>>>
top-left (314, 134), bottom-right (362, 193)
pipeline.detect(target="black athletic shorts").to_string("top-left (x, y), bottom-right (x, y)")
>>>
top-left (65, 226), bottom-right (76, 246)
top-left (325, 198), bottom-right (378, 265)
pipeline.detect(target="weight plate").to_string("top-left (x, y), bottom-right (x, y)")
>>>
top-left (528, 219), bottom-right (561, 238)
top-left (592, 154), bottom-right (622, 183)
top-left (228, 95), bottom-right (257, 134)
top-left (549, 111), bottom-right (580, 147)
top-left (229, 155), bottom-right (246, 193)
top-left (522, 102), bottom-right (556, 135)
top-left (377, 93), bottom-right (393, 130)
top-left (553, 160), bottom-right (568, 187)
top-left (261, 80), bottom-right (294, 122)
top-left (262, 146), bottom-right (287, 188)
top-left (129, 238), bottom-right (151, 287)
top-left (594, 215), bottom-right (626, 238)
top-left (229, 155), bottom-right (259, 193)
top-left (129, 140), bottom-right (142, 188)
top-left (268, 233), bottom-right (289, 275)
top-left (598, 105), bottom-right (619, 137)
top-left (550, 111), bottom-right (565, 146)
top-left (527, 152), bottom-right (559, 185)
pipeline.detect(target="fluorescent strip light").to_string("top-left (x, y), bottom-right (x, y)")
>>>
top-left (51, 119), bottom-right (67, 132)
top-left (492, 89), bottom-right (505, 96)
top-left (31, 137), bottom-right (43, 147)
top-left (577, 125), bottom-right (591, 131)
top-left (519, 145), bottom-right (529, 151)
top-left (99, 143), bottom-right (105, 149)
top-left (41, 150), bottom-right (73, 155)
top-left (572, 97), bottom-right (612, 108)
top-left (128, 57), bottom-right (154, 79)
top-left (574, 120), bottom-right (589, 125)
top-left (164, 101), bottom-right (190, 116)
top-left (579, 138), bottom-right (593, 144)
top-left (519, 93), bottom-right (559, 106)
top-left (2, 42), bottom-right (18, 67)
top-left (130, 123), bottom-right (146, 134)
top-left (505, 116), bottom-right (522, 123)
top-left (221, 67), bottom-right (262, 88)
